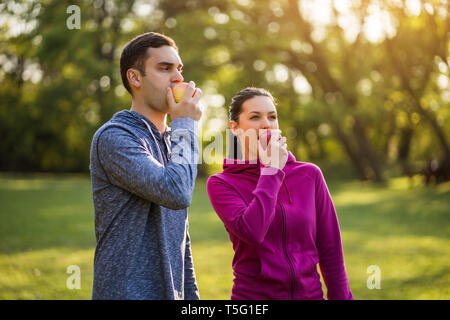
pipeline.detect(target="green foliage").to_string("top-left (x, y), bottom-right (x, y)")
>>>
top-left (0, 0), bottom-right (449, 181)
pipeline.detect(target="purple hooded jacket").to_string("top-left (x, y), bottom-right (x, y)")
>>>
top-left (206, 152), bottom-right (353, 300)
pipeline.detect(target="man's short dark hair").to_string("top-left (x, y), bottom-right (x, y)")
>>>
top-left (120, 32), bottom-right (178, 94)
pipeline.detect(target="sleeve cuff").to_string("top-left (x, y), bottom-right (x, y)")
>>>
top-left (260, 166), bottom-right (285, 178)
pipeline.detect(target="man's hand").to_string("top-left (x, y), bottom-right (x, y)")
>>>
top-left (167, 81), bottom-right (203, 121)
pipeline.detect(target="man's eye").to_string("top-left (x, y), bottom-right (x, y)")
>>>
top-left (270, 116), bottom-right (277, 120)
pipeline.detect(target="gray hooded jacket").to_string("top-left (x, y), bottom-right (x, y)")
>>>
top-left (89, 109), bottom-right (199, 300)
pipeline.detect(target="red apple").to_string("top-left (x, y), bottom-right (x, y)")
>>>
top-left (259, 130), bottom-right (272, 150)
top-left (171, 82), bottom-right (198, 103)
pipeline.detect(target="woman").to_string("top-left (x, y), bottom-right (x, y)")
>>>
top-left (206, 87), bottom-right (353, 300)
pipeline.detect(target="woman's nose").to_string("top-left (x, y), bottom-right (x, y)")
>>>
top-left (261, 117), bottom-right (271, 129)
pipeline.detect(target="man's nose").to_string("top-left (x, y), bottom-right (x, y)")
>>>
top-left (172, 70), bottom-right (184, 83)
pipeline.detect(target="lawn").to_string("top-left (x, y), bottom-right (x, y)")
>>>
top-left (0, 172), bottom-right (449, 299)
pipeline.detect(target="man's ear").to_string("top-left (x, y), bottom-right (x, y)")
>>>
top-left (127, 68), bottom-right (141, 91)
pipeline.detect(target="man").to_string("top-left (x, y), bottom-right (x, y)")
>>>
top-left (89, 32), bottom-right (202, 299)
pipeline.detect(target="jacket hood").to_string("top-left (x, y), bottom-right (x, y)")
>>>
top-left (111, 109), bottom-right (170, 139)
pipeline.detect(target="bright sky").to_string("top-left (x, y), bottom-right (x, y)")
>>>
top-left (299, 0), bottom-right (424, 43)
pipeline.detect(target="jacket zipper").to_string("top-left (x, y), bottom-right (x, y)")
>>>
top-left (279, 201), bottom-right (296, 299)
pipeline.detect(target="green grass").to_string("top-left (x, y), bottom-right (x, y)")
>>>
top-left (0, 172), bottom-right (449, 299)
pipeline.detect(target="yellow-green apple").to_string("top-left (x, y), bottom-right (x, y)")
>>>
top-left (171, 82), bottom-right (198, 103)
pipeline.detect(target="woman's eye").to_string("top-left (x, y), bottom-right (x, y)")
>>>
top-left (250, 116), bottom-right (259, 120)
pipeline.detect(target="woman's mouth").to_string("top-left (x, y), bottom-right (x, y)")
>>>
top-left (258, 130), bottom-right (272, 148)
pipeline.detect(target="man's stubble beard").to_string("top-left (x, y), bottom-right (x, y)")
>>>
top-left (144, 93), bottom-right (169, 114)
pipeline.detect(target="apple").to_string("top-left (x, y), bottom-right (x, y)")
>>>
top-left (259, 130), bottom-right (272, 150)
top-left (171, 82), bottom-right (198, 103)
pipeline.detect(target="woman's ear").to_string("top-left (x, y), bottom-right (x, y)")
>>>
top-left (229, 121), bottom-right (238, 135)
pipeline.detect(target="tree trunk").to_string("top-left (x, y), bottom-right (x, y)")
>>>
top-left (334, 123), bottom-right (368, 180)
top-left (397, 126), bottom-right (414, 177)
top-left (352, 118), bottom-right (384, 182)
top-left (284, 0), bottom-right (384, 182)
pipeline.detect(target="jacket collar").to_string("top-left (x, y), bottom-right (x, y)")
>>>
top-left (222, 152), bottom-right (296, 176)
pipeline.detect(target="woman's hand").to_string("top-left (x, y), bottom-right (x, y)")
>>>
top-left (258, 130), bottom-right (288, 170)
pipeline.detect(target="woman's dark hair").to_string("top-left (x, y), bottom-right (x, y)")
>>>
top-left (228, 87), bottom-right (277, 159)
top-left (229, 87), bottom-right (276, 122)
top-left (120, 32), bottom-right (177, 94)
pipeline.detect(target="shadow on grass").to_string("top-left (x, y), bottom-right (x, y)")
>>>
top-left (334, 186), bottom-right (450, 240)
top-left (0, 174), bottom-right (227, 254)
top-left (0, 173), bottom-right (96, 254)
top-left (1, 174), bottom-right (448, 254)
